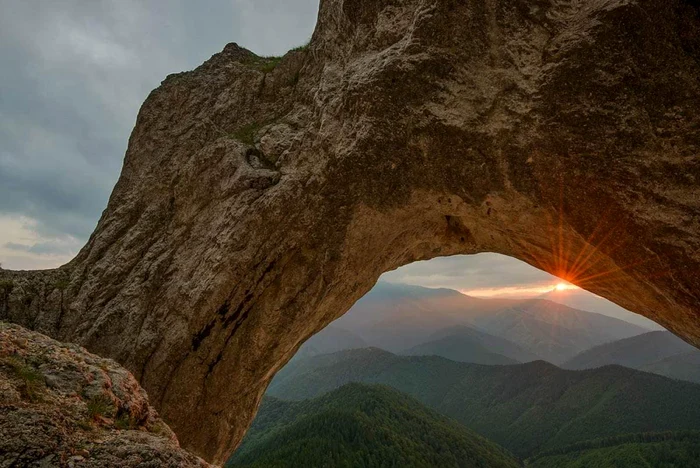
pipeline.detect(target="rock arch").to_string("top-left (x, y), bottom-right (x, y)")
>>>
top-left (1, 0), bottom-right (699, 463)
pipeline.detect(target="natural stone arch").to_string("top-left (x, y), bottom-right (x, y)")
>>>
top-left (1, 0), bottom-right (699, 463)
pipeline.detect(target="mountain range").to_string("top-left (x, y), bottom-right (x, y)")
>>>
top-left (641, 351), bottom-right (700, 384)
top-left (564, 331), bottom-right (700, 383)
top-left (323, 282), bottom-right (649, 364)
top-left (267, 348), bottom-right (700, 457)
top-left (292, 325), bottom-right (367, 361)
top-left (538, 288), bottom-right (664, 330)
top-left (402, 325), bottom-right (540, 365)
top-left (230, 280), bottom-right (700, 465)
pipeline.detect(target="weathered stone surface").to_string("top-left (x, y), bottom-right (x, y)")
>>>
top-left (0, 322), bottom-right (211, 467)
top-left (1, 0), bottom-right (699, 463)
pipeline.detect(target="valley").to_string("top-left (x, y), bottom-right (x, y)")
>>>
top-left (230, 282), bottom-right (700, 466)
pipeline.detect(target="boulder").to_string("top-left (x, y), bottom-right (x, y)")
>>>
top-left (0, 322), bottom-right (211, 467)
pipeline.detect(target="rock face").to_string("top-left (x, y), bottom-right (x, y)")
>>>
top-left (0, 323), bottom-right (211, 467)
top-left (0, 0), bottom-right (699, 463)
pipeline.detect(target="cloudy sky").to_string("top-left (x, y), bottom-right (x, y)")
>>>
top-left (381, 254), bottom-right (662, 329)
top-left (382, 253), bottom-right (561, 296)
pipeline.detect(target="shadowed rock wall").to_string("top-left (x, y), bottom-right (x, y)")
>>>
top-left (1, 0), bottom-right (699, 463)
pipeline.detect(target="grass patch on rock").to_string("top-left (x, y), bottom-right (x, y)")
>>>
top-left (243, 55), bottom-right (283, 74)
top-left (115, 413), bottom-right (134, 430)
top-left (290, 40), bottom-right (310, 53)
top-left (87, 394), bottom-right (114, 420)
top-left (230, 122), bottom-right (265, 146)
top-left (1, 356), bottom-right (44, 402)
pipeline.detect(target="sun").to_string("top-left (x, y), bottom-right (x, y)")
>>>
top-left (551, 281), bottom-right (579, 292)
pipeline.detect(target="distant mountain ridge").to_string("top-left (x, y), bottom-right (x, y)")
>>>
top-left (326, 282), bottom-right (648, 364)
top-left (402, 325), bottom-right (540, 365)
top-left (539, 288), bottom-right (664, 330)
top-left (564, 331), bottom-right (700, 383)
top-left (291, 325), bottom-right (367, 360)
top-left (268, 348), bottom-right (700, 457)
top-left (641, 351), bottom-right (700, 384)
top-left (228, 383), bottom-right (520, 468)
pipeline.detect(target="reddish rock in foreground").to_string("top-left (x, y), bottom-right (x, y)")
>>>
top-left (0, 322), bottom-right (212, 467)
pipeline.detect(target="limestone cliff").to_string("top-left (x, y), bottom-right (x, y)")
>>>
top-left (1, 0), bottom-right (699, 463)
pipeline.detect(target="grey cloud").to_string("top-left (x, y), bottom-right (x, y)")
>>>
top-left (4, 243), bottom-right (29, 252)
top-left (4, 240), bottom-right (78, 256)
top-left (381, 253), bottom-right (557, 290)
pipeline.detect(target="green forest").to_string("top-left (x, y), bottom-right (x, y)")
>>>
top-left (227, 383), bottom-right (520, 468)
top-left (267, 348), bottom-right (700, 457)
top-left (528, 431), bottom-right (700, 467)
top-left (228, 381), bottom-right (700, 468)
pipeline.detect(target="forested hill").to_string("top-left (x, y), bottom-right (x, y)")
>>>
top-left (267, 348), bottom-right (700, 457)
top-left (528, 431), bottom-right (700, 467)
top-left (564, 331), bottom-right (695, 370)
top-left (227, 383), bottom-right (520, 468)
top-left (401, 325), bottom-right (536, 365)
top-left (563, 331), bottom-right (700, 383)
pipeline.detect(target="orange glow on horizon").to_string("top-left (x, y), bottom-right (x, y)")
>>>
top-left (463, 281), bottom-right (579, 298)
